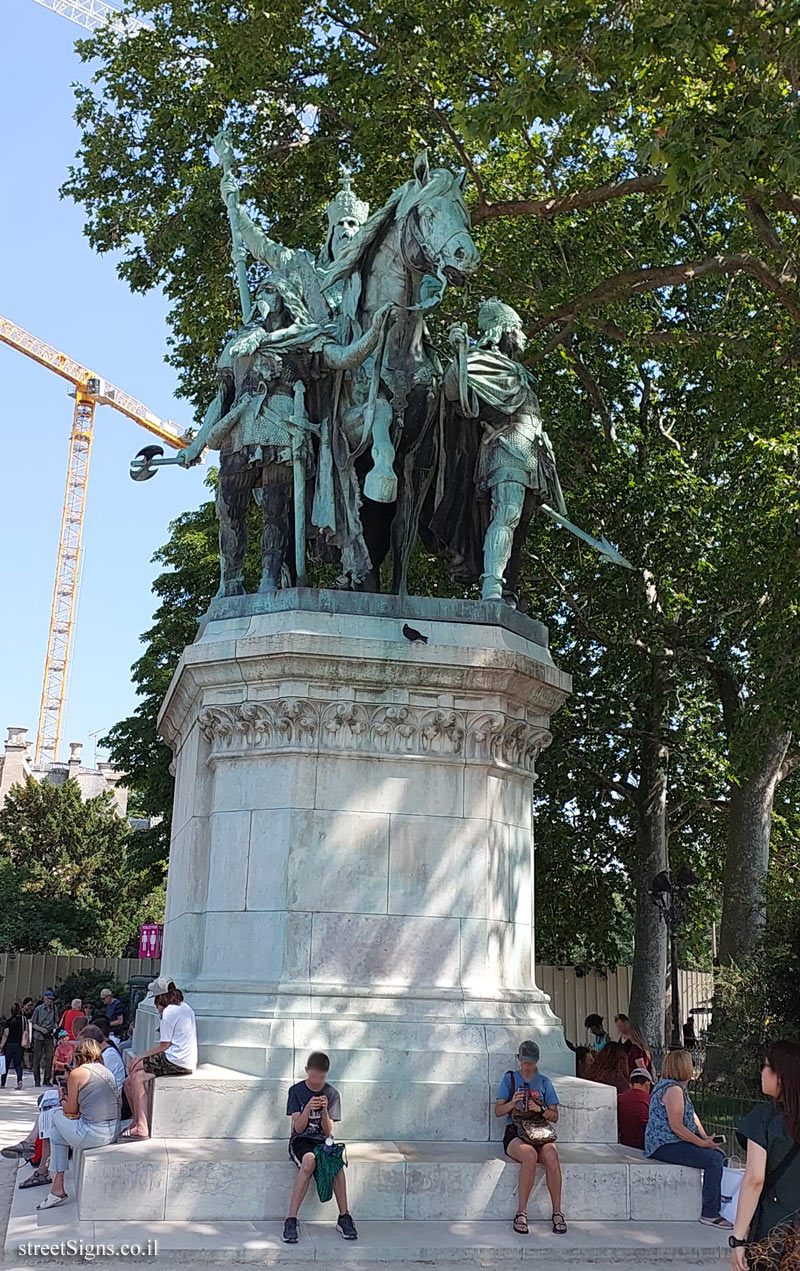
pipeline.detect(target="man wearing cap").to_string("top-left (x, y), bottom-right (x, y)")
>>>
top-left (617, 1067), bottom-right (653, 1151)
top-left (122, 977), bottom-right (197, 1140)
top-left (99, 988), bottom-right (125, 1037)
top-left (494, 1040), bottom-right (566, 1235)
top-left (30, 991), bottom-right (58, 1087)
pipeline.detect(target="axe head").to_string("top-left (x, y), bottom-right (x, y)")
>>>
top-left (130, 445), bottom-right (164, 482)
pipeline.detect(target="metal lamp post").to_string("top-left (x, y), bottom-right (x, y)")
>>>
top-left (650, 865), bottom-right (697, 1050)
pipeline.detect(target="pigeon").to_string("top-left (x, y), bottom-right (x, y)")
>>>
top-left (402, 623), bottom-right (428, 644)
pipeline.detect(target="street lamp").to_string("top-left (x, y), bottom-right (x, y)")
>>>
top-left (650, 865), bottom-right (697, 1050)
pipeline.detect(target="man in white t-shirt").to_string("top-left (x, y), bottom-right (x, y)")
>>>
top-left (76, 1023), bottom-right (126, 1090)
top-left (121, 977), bottom-right (197, 1140)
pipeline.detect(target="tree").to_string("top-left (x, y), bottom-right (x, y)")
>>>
top-left (65, 0), bottom-right (800, 1038)
top-left (101, 484), bottom-right (225, 867)
top-left (0, 779), bottom-right (157, 955)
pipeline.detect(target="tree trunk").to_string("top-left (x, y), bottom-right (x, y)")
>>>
top-left (718, 726), bottom-right (792, 965)
top-left (628, 659), bottom-right (670, 1048)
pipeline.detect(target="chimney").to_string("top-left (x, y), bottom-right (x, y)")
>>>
top-left (0, 727), bottom-right (33, 807)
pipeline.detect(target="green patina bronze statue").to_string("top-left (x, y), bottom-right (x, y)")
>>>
top-left (432, 299), bottom-right (632, 603)
top-left (132, 134), bottom-right (630, 605)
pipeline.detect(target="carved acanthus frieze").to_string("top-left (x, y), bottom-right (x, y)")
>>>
top-left (197, 698), bottom-right (551, 773)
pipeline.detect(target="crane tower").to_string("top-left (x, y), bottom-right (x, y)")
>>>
top-left (0, 317), bottom-right (188, 765)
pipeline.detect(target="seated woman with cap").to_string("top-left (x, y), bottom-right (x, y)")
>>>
top-left (121, 978), bottom-right (197, 1141)
top-left (494, 1040), bottom-right (566, 1235)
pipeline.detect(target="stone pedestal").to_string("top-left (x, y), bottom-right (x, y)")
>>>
top-left (153, 590), bottom-right (573, 1140)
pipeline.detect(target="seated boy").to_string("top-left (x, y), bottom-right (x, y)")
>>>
top-left (283, 1051), bottom-right (358, 1244)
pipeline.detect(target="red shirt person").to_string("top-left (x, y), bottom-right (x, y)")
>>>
top-left (60, 1000), bottom-right (85, 1040)
top-left (617, 1068), bottom-right (653, 1150)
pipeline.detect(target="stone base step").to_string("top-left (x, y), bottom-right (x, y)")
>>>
top-left (75, 1139), bottom-right (703, 1224)
top-left (150, 1065), bottom-right (617, 1144)
top-left (7, 1181), bottom-right (731, 1269)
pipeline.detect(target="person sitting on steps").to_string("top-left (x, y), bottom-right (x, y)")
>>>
top-left (644, 1048), bottom-right (732, 1229)
top-left (495, 1039), bottom-right (567, 1236)
top-left (122, 977), bottom-right (196, 1140)
top-left (282, 1051), bottom-right (358, 1245)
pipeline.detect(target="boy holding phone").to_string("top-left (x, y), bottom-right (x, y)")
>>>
top-left (283, 1051), bottom-right (358, 1244)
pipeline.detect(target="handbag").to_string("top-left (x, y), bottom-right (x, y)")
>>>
top-left (744, 1142), bottom-right (800, 1270)
top-left (506, 1070), bottom-right (558, 1147)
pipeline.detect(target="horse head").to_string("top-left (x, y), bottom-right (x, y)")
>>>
top-left (397, 151), bottom-right (480, 287)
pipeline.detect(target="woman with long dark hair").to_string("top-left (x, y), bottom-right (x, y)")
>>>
top-left (589, 1041), bottom-right (631, 1095)
top-left (730, 1041), bottom-right (800, 1271)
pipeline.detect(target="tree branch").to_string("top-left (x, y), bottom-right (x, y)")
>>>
top-left (566, 337), bottom-right (617, 441)
top-left (471, 173), bottom-right (664, 224)
top-left (598, 320), bottom-right (754, 355)
top-left (579, 761), bottom-right (642, 808)
top-left (431, 105), bottom-right (486, 205)
top-left (744, 196), bottom-right (785, 256)
top-left (780, 748), bottom-right (800, 782)
top-left (527, 254), bottom-right (800, 335)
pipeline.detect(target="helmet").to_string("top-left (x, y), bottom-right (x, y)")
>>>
top-left (478, 297), bottom-right (522, 338)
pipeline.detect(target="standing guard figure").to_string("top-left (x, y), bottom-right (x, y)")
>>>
top-left (439, 299), bottom-right (567, 603)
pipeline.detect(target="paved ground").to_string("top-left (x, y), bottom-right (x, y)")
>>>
top-left (0, 1076), bottom-right (729, 1269)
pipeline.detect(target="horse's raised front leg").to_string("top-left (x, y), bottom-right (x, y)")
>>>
top-left (363, 398), bottom-right (398, 504)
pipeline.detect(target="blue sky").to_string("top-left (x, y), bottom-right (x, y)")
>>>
top-left (1, 1), bottom-right (209, 763)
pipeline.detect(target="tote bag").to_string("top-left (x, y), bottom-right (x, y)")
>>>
top-left (720, 1164), bottom-right (744, 1224)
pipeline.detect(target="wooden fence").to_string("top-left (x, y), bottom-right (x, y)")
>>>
top-left (536, 964), bottom-right (714, 1044)
top-left (0, 953), bottom-right (713, 1042)
top-left (0, 953), bottom-right (160, 1014)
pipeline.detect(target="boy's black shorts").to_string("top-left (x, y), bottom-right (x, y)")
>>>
top-left (289, 1136), bottom-right (321, 1168)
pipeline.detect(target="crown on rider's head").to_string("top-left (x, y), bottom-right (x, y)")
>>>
top-left (326, 173), bottom-right (370, 228)
top-left (478, 297), bottom-right (522, 337)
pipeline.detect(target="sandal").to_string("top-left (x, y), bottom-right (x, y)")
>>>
top-left (37, 1191), bottom-right (67, 1210)
top-left (552, 1212), bottom-right (567, 1234)
top-left (513, 1212), bottom-right (529, 1235)
top-left (120, 1129), bottom-right (149, 1141)
top-left (19, 1170), bottom-right (52, 1189)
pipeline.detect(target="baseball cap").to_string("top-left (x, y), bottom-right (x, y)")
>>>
top-left (630, 1067), bottom-right (653, 1082)
top-left (517, 1039), bottom-right (540, 1063)
top-left (147, 976), bottom-right (173, 995)
top-left (57, 1029), bottom-right (69, 1039)
top-left (44, 989), bottom-right (55, 1000)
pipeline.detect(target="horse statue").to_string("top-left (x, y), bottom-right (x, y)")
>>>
top-left (321, 151), bottom-right (480, 593)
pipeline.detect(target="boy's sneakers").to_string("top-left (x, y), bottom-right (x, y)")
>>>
top-left (282, 1217), bottom-right (299, 1243)
top-left (337, 1212), bottom-right (358, 1240)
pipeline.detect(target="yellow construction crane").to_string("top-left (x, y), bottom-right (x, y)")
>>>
top-left (28, 0), bottom-right (149, 33)
top-left (0, 317), bottom-right (189, 766)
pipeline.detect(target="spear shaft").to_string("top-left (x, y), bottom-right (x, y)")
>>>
top-left (212, 130), bottom-right (252, 322)
top-left (541, 504), bottom-right (635, 570)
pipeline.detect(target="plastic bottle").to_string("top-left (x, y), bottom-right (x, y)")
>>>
top-left (323, 1136), bottom-right (335, 1155)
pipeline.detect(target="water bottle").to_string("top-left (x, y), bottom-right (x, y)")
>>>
top-left (323, 1136), bottom-right (335, 1155)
